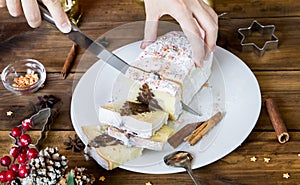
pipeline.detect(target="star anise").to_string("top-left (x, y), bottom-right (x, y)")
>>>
top-left (63, 134), bottom-right (85, 152)
top-left (36, 95), bottom-right (61, 109)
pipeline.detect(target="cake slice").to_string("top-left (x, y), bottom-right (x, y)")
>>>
top-left (99, 101), bottom-right (169, 139)
top-left (82, 125), bottom-right (143, 170)
top-left (99, 83), bottom-right (170, 138)
top-left (108, 125), bottom-right (174, 151)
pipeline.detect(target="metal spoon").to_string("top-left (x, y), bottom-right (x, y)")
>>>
top-left (164, 151), bottom-right (201, 185)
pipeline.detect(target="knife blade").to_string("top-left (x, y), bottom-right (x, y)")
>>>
top-left (38, 2), bottom-right (201, 116)
top-left (38, 3), bottom-right (130, 74)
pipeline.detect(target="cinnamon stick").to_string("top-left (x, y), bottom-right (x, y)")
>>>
top-left (61, 43), bottom-right (78, 79)
top-left (265, 98), bottom-right (289, 144)
top-left (186, 112), bottom-right (223, 146)
top-left (167, 121), bottom-right (203, 148)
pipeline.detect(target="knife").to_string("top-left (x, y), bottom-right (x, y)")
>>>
top-left (38, 2), bottom-right (130, 74)
top-left (38, 2), bottom-right (201, 117)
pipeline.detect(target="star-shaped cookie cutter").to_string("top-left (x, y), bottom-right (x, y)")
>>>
top-left (238, 20), bottom-right (279, 56)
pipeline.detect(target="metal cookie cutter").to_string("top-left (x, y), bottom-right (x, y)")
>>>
top-left (238, 20), bottom-right (279, 56)
top-left (9, 108), bottom-right (51, 149)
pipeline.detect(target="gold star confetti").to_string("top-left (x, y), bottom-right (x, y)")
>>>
top-left (6, 111), bottom-right (13, 116)
top-left (145, 182), bottom-right (153, 185)
top-left (283, 173), bottom-right (290, 179)
top-left (264, 157), bottom-right (271, 163)
top-left (250, 156), bottom-right (257, 162)
top-left (99, 176), bottom-right (105, 181)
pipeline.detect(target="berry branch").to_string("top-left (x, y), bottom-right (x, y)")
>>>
top-left (0, 119), bottom-right (39, 184)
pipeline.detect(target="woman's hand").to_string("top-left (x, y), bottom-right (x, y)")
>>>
top-left (0, 0), bottom-right (71, 33)
top-left (142, 0), bottom-right (218, 67)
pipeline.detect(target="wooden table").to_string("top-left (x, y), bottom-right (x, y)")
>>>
top-left (1, 0), bottom-right (300, 184)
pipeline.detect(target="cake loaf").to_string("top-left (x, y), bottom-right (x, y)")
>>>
top-left (92, 31), bottom-right (213, 169)
top-left (126, 31), bottom-right (213, 120)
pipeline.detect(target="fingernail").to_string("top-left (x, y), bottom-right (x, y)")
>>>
top-left (204, 51), bottom-right (213, 61)
top-left (140, 40), bottom-right (154, 49)
top-left (195, 59), bottom-right (203, 68)
top-left (140, 41), bottom-right (146, 49)
top-left (60, 21), bottom-right (71, 33)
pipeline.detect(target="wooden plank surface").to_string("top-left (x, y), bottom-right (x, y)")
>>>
top-left (0, 131), bottom-right (299, 185)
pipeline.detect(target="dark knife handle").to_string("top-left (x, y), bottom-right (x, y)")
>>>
top-left (38, 2), bottom-right (55, 26)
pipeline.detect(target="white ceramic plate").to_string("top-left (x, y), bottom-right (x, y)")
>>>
top-left (71, 42), bottom-right (261, 174)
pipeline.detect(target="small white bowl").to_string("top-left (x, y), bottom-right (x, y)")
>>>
top-left (1, 59), bottom-right (46, 95)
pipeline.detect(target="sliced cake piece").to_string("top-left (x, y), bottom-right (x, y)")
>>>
top-left (99, 101), bottom-right (168, 139)
top-left (108, 125), bottom-right (174, 151)
top-left (99, 83), bottom-right (169, 138)
top-left (82, 125), bottom-right (143, 170)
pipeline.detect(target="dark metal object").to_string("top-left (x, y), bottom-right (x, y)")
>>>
top-left (38, 2), bottom-right (130, 74)
top-left (238, 20), bottom-right (279, 56)
top-left (10, 108), bottom-right (51, 149)
top-left (164, 151), bottom-right (201, 185)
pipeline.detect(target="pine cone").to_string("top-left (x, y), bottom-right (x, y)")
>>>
top-left (73, 167), bottom-right (95, 185)
top-left (22, 147), bottom-right (68, 185)
top-left (10, 179), bottom-right (21, 185)
top-left (58, 167), bottom-right (95, 185)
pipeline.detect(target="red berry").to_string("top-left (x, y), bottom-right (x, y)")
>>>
top-left (21, 119), bottom-right (33, 130)
top-left (27, 148), bottom-right (39, 159)
top-left (0, 156), bottom-right (11, 166)
top-left (11, 127), bottom-right (23, 138)
top-left (5, 169), bottom-right (16, 181)
top-left (0, 171), bottom-right (7, 183)
top-left (17, 153), bottom-right (27, 164)
top-left (20, 146), bottom-right (29, 154)
top-left (19, 134), bottom-right (32, 146)
top-left (10, 146), bottom-right (20, 158)
top-left (18, 165), bottom-right (30, 178)
top-left (10, 164), bottom-right (19, 172)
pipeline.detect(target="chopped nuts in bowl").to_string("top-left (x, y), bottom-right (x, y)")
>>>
top-left (1, 59), bottom-right (46, 95)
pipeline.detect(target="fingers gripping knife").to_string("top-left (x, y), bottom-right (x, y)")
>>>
top-left (38, 2), bottom-right (202, 116)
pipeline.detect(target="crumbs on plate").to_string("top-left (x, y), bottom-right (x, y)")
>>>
top-left (203, 82), bottom-right (209, 87)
